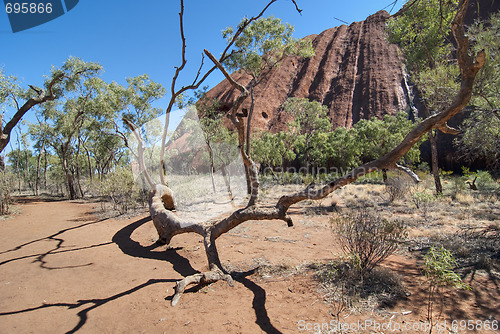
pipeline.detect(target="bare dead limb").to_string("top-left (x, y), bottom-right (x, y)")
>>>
top-left (122, 118), bottom-right (155, 189)
top-left (204, 49), bottom-right (260, 206)
top-left (158, 0), bottom-right (297, 185)
top-left (395, 164), bottom-right (421, 183)
top-left (145, 0), bottom-right (485, 306)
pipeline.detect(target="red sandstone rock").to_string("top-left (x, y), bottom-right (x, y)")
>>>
top-left (205, 10), bottom-right (410, 133)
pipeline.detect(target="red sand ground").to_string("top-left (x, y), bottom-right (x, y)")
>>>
top-left (0, 198), bottom-right (498, 333)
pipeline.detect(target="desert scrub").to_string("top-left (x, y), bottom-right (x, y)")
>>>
top-left (423, 246), bottom-right (470, 333)
top-left (331, 211), bottom-right (407, 276)
top-left (0, 170), bottom-right (14, 215)
top-left (411, 190), bottom-right (436, 221)
top-left (98, 167), bottom-right (143, 214)
top-left (385, 174), bottom-right (413, 202)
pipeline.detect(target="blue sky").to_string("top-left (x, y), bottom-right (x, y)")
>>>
top-left (0, 0), bottom-right (403, 154)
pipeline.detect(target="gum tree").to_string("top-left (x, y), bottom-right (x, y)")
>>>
top-left (220, 16), bottom-right (314, 193)
top-left (387, 0), bottom-right (460, 193)
top-left (455, 12), bottom-right (500, 174)
top-left (0, 63), bottom-right (98, 170)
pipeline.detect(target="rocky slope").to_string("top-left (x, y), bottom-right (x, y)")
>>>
top-left (205, 10), bottom-right (411, 132)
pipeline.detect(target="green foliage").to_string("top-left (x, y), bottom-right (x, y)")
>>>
top-left (387, 0), bottom-right (458, 72)
top-left (423, 246), bottom-right (469, 289)
top-left (411, 190), bottom-right (436, 209)
top-left (416, 64), bottom-right (460, 112)
top-left (0, 69), bottom-right (25, 108)
top-left (456, 109), bottom-right (500, 174)
top-left (389, 3), bottom-right (499, 176)
top-left (22, 57), bottom-right (166, 199)
top-left (461, 168), bottom-right (498, 191)
top-left (119, 74), bottom-right (166, 126)
top-left (284, 98), bottom-right (331, 136)
top-left (353, 112), bottom-right (421, 166)
top-left (222, 16), bottom-right (314, 79)
top-left (468, 12), bottom-right (500, 111)
top-left (411, 189), bottom-right (436, 221)
top-left (283, 97), bottom-right (331, 167)
top-left (332, 212), bottom-right (407, 275)
top-left (0, 169), bottom-right (14, 215)
top-left (252, 109), bottom-right (419, 175)
top-left (251, 131), bottom-right (295, 168)
top-left (98, 167), bottom-right (142, 214)
top-left (423, 246), bottom-right (470, 330)
top-left (325, 127), bottom-right (361, 171)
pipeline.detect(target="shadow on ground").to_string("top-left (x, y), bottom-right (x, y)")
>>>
top-left (112, 216), bottom-right (283, 334)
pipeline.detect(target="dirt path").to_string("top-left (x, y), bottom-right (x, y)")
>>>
top-left (0, 199), bottom-right (498, 333)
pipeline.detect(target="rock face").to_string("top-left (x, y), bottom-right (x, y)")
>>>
top-left (205, 10), bottom-right (411, 132)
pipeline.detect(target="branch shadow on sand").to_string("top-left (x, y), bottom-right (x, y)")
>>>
top-left (0, 218), bottom-right (112, 270)
top-left (113, 216), bottom-right (283, 334)
top-left (0, 278), bottom-right (177, 334)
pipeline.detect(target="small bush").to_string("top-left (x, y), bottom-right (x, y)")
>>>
top-left (332, 212), bottom-right (407, 275)
top-left (0, 170), bottom-right (14, 215)
top-left (98, 167), bottom-right (143, 214)
top-left (462, 168), bottom-right (498, 191)
top-left (423, 246), bottom-right (470, 330)
top-left (411, 190), bottom-right (435, 209)
top-left (411, 190), bottom-right (436, 221)
top-left (385, 175), bottom-right (412, 202)
top-left (424, 246), bottom-right (468, 288)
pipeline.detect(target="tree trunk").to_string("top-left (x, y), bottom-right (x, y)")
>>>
top-left (206, 141), bottom-right (217, 194)
top-left (82, 140), bottom-right (93, 182)
top-left (244, 86), bottom-right (256, 195)
top-left (61, 155), bottom-right (77, 200)
top-left (428, 130), bottom-right (443, 194)
top-left (382, 169), bottom-right (388, 183)
top-left (35, 138), bottom-right (47, 196)
top-left (43, 147), bottom-right (48, 190)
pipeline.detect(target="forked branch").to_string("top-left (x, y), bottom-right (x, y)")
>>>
top-left (160, 0), bottom-right (484, 306)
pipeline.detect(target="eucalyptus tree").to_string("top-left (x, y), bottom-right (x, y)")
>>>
top-left (39, 58), bottom-right (104, 199)
top-left (220, 16), bottom-right (314, 192)
top-left (283, 97), bottom-right (331, 174)
top-left (0, 61), bottom-right (99, 170)
top-left (388, 0), bottom-right (460, 193)
top-left (28, 113), bottom-right (51, 195)
top-left (455, 12), bottom-right (500, 174)
top-left (353, 112), bottom-right (423, 181)
top-left (251, 131), bottom-right (296, 171)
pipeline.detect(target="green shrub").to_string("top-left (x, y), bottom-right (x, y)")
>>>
top-left (0, 170), bottom-right (14, 215)
top-left (411, 190), bottom-right (435, 209)
top-left (423, 247), bottom-right (470, 330)
top-left (99, 167), bottom-right (143, 214)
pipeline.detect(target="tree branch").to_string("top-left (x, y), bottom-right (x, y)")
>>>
top-left (0, 69), bottom-right (92, 154)
top-left (436, 122), bottom-right (460, 135)
top-left (204, 49), bottom-right (247, 95)
top-left (395, 164), bottom-right (421, 183)
top-left (122, 117), bottom-right (155, 189)
top-left (152, 0), bottom-right (486, 307)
